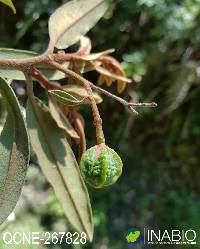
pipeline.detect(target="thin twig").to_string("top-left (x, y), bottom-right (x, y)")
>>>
top-left (89, 83), bottom-right (157, 114)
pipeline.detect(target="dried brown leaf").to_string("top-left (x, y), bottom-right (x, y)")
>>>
top-left (94, 64), bottom-right (131, 83)
top-left (117, 81), bottom-right (126, 94)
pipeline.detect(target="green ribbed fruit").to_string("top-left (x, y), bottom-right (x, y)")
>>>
top-left (80, 144), bottom-right (123, 188)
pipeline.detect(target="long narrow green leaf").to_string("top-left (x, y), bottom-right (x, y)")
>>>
top-left (0, 77), bottom-right (30, 224)
top-left (49, 89), bottom-right (83, 106)
top-left (63, 85), bottom-right (103, 105)
top-left (49, 0), bottom-right (109, 49)
top-left (26, 98), bottom-right (93, 241)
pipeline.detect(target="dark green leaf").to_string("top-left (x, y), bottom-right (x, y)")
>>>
top-left (0, 77), bottom-right (30, 224)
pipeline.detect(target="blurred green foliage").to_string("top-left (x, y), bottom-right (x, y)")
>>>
top-left (0, 0), bottom-right (200, 248)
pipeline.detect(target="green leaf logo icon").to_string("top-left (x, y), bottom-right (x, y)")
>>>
top-left (125, 228), bottom-right (143, 245)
